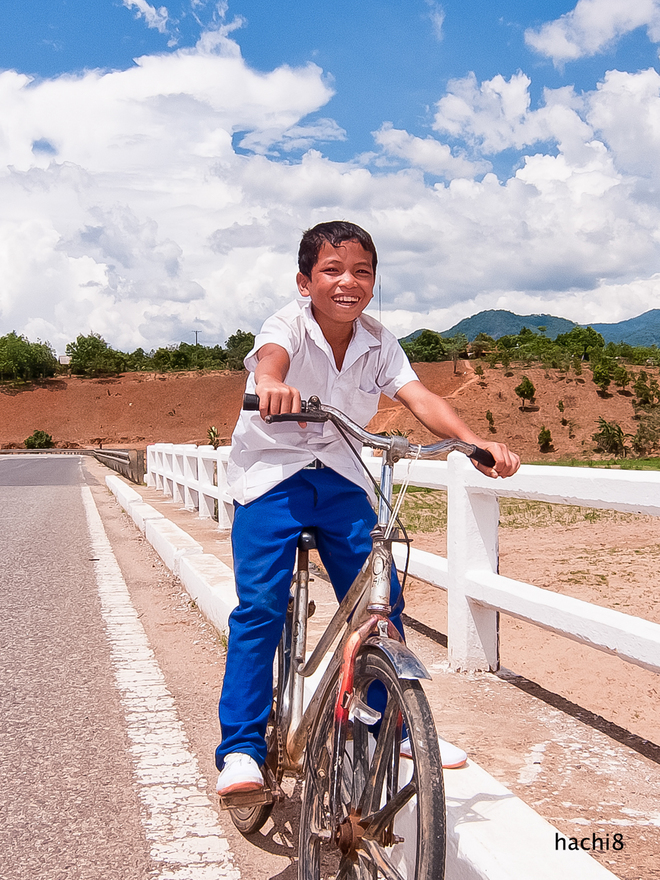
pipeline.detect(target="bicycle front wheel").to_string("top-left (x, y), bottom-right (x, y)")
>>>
top-left (299, 647), bottom-right (445, 880)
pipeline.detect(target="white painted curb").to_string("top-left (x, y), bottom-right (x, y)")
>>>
top-left (178, 554), bottom-right (238, 634)
top-left (130, 502), bottom-right (165, 533)
top-left (444, 760), bottom-right (617, 879)
top-left (145, 518), bottom-right (204, 573)
top-left (105, 474), bottom-right (619, 880)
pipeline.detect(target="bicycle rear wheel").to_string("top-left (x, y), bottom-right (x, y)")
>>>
top-left (299, 647), bottom-right (445, 880)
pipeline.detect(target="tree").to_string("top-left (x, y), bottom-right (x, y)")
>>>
top-left (555, 326), bottom-right (605, 361)
top-left (66, 333), bottom-right (126, 376)
top-left (514, 376), bottom-right (536, 409)
top-left (443, 333), bottom-right (468, 375)
top-left (0, 332), bottom-right (57, 381)
top-left (401, 329), bottom-right (446, 363)
top-left (470, 332), bottom-right (495, 359)
top-left (225, 330), bottom-right (255, 370)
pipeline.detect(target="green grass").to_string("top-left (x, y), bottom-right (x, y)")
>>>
top-left (392, 485), bottom-right (643, 533)
top-left (528, 457), bottom-right (660, 470)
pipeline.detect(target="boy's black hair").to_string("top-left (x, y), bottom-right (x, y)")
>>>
top-left (298, 221), bottom-right (378, 278)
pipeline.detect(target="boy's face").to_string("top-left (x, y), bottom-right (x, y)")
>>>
top-left (297, 240), bottom-right (375, 330)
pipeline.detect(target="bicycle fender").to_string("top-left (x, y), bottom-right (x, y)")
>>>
top-left (365, 636), bottom-right (432, 680)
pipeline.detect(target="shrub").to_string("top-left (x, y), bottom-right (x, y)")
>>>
top-left (592, 417), bottom-right (627, 456)
top-left (207, 426), bottom-right (221, 450)
top-left (486, 410), bottom-right (496, 433)
top-left (612, 363), bottom-right (630, 392)
top-left (25, 429), bottom-right (55, 449)
top-left (538, 426), bottom-right (552, 452)
top-left (633, 371), bottom-right (655, 406)
top-left (631, 421), bottom-right (659, 457)
top-left (592, 362), bottom-right (611, 393)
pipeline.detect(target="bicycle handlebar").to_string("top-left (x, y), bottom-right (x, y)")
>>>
top-left (242, 393), bottom-right (496, 468)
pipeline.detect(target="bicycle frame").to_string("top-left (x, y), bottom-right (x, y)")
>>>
top-left (281, 445), bottom-right (431, 780)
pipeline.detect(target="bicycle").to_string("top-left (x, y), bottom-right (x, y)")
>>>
top-left (219, 394), bottom-right (496, 880)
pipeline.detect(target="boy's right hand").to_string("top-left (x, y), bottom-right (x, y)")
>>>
top-left (254, 376), bottom-right (302, 419)
top-left (254, 343), bottom-right (307, 426)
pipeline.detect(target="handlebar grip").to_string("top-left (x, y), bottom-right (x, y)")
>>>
top-left (469, 446), bottom-right (496, 469)
top-left (242, 393), bottom-right (260, 410)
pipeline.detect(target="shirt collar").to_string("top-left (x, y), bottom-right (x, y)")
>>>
top-left (299, 300), bottom-right (380, 373)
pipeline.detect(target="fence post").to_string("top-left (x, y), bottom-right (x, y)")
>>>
top-left (198, 448), bottom-right (216, 520)
top-left (446, 452), bottom-right (500, 671)
top-left (183, 447), bottom-right (199, 511)
top-left (215, 449), bottom-right (233, 530)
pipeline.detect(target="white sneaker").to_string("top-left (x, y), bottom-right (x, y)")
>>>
top-left (401, 736), bottom-right (467, 769)
top-left (216, 753), bottom-right (264, 795)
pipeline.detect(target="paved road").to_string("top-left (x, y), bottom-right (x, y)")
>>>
top-left (0, 456), bottom-right (239, 880)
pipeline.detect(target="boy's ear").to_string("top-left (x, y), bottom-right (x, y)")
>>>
top-left (296, 271), bottom-right (312, 297)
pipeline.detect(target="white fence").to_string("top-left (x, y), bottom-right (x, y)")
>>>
top-left (146, 443), bottom-right (660, 675)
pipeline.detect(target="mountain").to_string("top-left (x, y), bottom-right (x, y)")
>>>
top-left (590, 310), bottom-right (660, 346)
top-left (439, 310), bottom-right (577, 341)
top-left (400, 309), bottom-right (660, 346)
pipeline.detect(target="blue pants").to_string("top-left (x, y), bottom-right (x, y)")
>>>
top-left (216, 468), bottom-right (404, 769)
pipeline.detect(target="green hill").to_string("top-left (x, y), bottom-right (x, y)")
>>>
top-left (400, 309), bottom-right (660, 346)
top-left (440, 310), bottom-right (576, 340)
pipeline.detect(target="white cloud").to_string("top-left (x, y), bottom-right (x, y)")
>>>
top-left (123, 0), bottom-right (170, 35)
top-left (525, 0), bottom-right (660, 64)
top-left (2, 29), bottom-right (660, 355)
top-left (373, 123), bottom-right (489, 179)
top-left (425, 1), bottom-right (445, 41)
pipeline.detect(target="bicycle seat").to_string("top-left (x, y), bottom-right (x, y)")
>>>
top-left (298, 529), bottom-right (317, 551)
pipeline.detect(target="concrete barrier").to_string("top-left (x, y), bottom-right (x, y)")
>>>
top-left (178, 554), bottom-right (237, 634)
top-left (144, 518), bottom-right (204, 573)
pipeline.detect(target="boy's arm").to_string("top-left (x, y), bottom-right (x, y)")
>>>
top-left (395, 380), bottom-right (520, 478)
top-left (253, 343), bottom-right (305, 423)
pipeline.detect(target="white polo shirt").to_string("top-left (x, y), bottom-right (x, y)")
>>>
top-left (227, 299), bottom-right (418, 505)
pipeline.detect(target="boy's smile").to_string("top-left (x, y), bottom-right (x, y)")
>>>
top-left (296, 240), bottom-right (375, 333)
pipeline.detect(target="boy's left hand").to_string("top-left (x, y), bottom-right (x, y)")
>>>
top-left (475, 441), bottom-right (520, 479)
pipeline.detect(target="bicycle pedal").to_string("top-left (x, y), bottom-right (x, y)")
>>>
top-left (218, 787), bottom-right (274, 810)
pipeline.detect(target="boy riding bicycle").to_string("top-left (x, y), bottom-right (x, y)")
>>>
top-left (216, 220), bottom-right (520, 796)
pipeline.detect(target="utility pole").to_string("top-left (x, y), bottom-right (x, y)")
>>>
top-left (193, 331), bottom-right (201, 346)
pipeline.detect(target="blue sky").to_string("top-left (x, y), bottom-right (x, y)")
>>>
top-left (1, 0), bottom-right (660, 351)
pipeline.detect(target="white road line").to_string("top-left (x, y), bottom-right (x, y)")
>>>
top-left (82, 486), bottom-right (240, 880)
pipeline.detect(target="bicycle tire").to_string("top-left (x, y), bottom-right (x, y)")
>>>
top-left (229, 621), bottom-right (290, 835)
top-left (299, 647), bottom-right (446, 880)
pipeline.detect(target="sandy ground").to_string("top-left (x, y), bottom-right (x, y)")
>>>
top-left (1, 360), bottom-right (656, 462)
